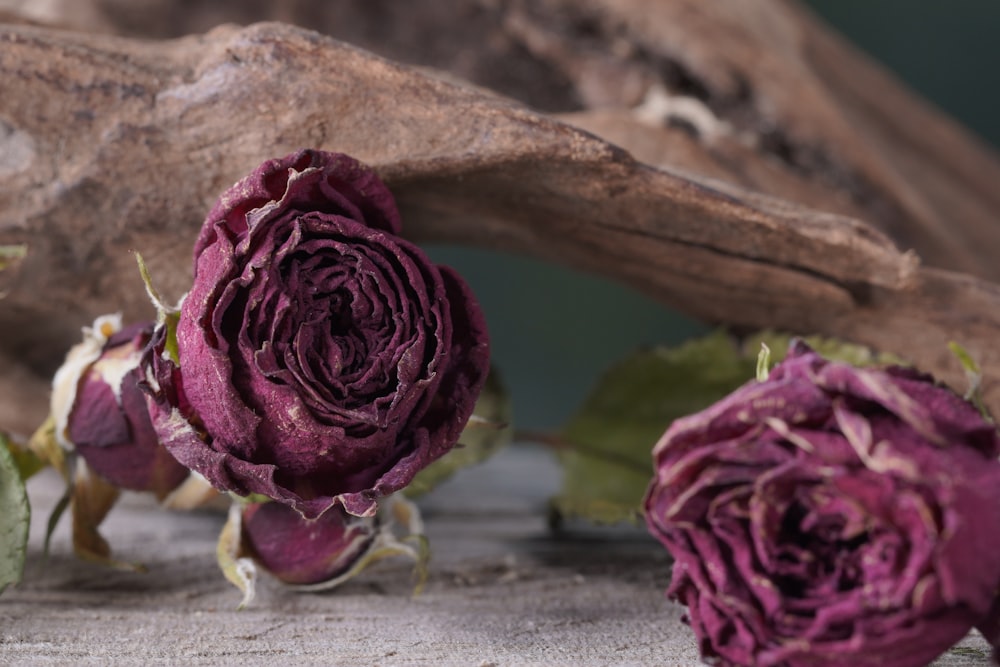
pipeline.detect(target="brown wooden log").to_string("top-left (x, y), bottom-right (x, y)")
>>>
top-left (1, 18), bottom-right (1000, 436)
top-left (7, 0), bottom-right (1000, 280)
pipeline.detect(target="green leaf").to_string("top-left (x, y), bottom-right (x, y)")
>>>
top-left (551, 330), bottom-right (900, 525)
top-left (405, 367), bottom-right (512, 497)
top-left (552, 331), bottom-right (757, 525)
top-left (745, 332), bottom-right (906, 370)
top-left (3, 432), bottom-right (45, 481)
top-left (0, 432), bottom-right (31, 595)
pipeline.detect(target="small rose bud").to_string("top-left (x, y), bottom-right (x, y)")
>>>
top-left (227, 493), bottom-right (428, 601)
top-left (240, 501), bottom-right (379, 586)
top-left (53, 315), bottom-right (188, 498)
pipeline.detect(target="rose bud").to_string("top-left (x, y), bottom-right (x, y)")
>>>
top-left (52, 315), bottom-right (188, 498)
top-left (215, 494), bottom-right (426, 606)
top-left (144, 150), bottom-right (489, 518)
top-left (240, 500), bottom-right (379, 587)
top-left (644, 341), bottom-right (1000, 667)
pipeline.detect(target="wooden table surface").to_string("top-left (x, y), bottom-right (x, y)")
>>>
top-left (1, 447), bottom-right (992, 666)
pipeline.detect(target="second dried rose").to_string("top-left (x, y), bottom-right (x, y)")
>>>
top-left (644, 342), bottom-right (1000, 667)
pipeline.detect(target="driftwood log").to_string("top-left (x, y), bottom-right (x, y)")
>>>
top-left (3, 1), bottom-right (1000, 435)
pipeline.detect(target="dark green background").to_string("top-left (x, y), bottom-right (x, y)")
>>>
top-left (428, 3), bottom-right (1000, 429)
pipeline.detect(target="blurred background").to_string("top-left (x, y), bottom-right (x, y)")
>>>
top-left (430, 1), bottom-right (1000, 430)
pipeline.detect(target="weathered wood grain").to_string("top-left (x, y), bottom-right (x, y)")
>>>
top-left (1, 449), bottom-right (992, 665)
top-left (1, 8), bottom-right (1000, 435)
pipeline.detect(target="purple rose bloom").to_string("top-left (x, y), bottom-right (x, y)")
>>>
top-left (644, 341), bottom-right (1000, 667)
top-left (145, 150), bottom-right (489, 518)
top-left (53, 317), bottom-right (188, 498)
top-left (241, 500), bottom-right (378, 586)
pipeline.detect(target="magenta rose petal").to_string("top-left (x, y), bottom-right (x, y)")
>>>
top-left (645, 341), bottom-right (1000, 667)
top-left (144, 150), bottom-right (489, 518)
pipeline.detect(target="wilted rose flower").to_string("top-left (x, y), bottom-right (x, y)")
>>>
top-left (240, 500), bottom-right (378, 586)
top-left (145, 149), bottom-right (489, 518)
top-left (51, 315), bottom-right (188, 498)
top-left (644, 341), bottom-right (1000, 667)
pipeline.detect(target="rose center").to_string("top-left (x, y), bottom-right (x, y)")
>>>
top-left (314, 289), bottom-right (353, 336)
top-left (293, 269), bottom-right (387, 389)
top-left (772, 501), bottom-right (872, 596)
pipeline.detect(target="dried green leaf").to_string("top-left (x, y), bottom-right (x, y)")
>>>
top-left (28, 416), bottom-right (68, 482)
top-left (553, 331), bottom-right (756, 525)
top-left (745, 332), bottom-right (907, 369)
top-left (0, 431), bottom-right (30, 595)
top-left (552, 331), bottom-right (898, 525)
top-left (405, 368), bottom-right (511, 497)
top-left (3, 432), bottom-right (45, 481)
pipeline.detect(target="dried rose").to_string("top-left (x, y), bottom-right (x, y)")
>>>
top-left (145, 150), bottom-right (489, 518)
top-left (52, 315), bottom-right (188, 497)
top-left (644, 341), bottom-right (1000, 667)
top-left (218, 493), bottom-right (425, 605)
top-left (240, 500), bottom-right (378, 586)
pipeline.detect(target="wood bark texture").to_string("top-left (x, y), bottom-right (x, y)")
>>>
top-left (2, 1), bottom-right (1000, 435)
